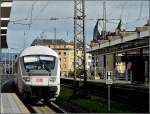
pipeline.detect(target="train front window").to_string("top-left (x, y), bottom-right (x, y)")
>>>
top-left (23, 56), bottom-right (55, 73)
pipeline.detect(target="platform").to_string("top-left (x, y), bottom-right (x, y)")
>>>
top-left (61, 77), bottom-right (149, 90)
top-left (1, 93), bottom-right (30, 113)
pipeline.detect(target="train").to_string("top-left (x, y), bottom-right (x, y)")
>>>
top-left (14, 46), bottom-right (60, 101)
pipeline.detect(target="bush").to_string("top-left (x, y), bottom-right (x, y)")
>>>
top-left (68, 69), bottom-right (84, 78)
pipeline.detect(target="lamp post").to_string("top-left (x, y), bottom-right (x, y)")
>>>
top-left (9, 48), bottom-right (21, 74)
top-left (4, 51), bottom-right (7, 74)
top-left (8, 48), bottom-right (11, 74)
top-left (11, 54), bottom-right (13, 74)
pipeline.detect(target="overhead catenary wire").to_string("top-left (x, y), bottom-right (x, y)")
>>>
top-left (25, 1), bottom-right (37, 38)
top-left (137, 0), bottom-right (143, 20)
top-left (9, 0), bottom-right (148, 24)
top-left (120, 1), bottom-right (127, 19)
top-left (9, 1), bottom-right (148, 36)
top-left (27, 1), bottom-right (36, 32)
top-left (10, 15), bottom-right (148, 33)
top-left (33, 1), bottom-right (50, 20)
top-left (9, 17), bottom-right (121, 24)
top-left (20, 1), bottom-right (37, 48)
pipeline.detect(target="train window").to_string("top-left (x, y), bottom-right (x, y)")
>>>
top-left (64, 64), bottom-right (66, 68)
top-left (64, 58), bottom-right (66, 62)
top-left (64, 52), bottom-right (66, 55)
top-left (23, 55), bottom-right (55, 73)
top-left (40, 56), bottom-right (54, 61)
top-left (24, 56), bottom-right (38, 63)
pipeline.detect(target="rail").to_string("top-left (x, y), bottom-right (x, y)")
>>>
top-left (61, 78), bottom-right (149, 112)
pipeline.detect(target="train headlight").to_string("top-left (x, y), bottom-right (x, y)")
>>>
top-left (49, 77), bottom-right (56, 82)
top-left (23, 77), bottom-right (30, 82)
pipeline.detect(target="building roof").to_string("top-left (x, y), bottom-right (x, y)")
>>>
top-left (88, 29), bottom-right (149, 53)
top-left (31, 39), bottom-right (71, 46)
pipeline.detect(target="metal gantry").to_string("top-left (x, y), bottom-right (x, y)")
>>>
top-left (73, 0), bottom-right (87, 96)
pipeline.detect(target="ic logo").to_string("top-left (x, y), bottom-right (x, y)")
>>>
top-left (36, 77), bottom-right (43, 83)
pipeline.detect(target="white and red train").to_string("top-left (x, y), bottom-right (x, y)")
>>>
top-left (14, 46), bottom-right (60, 101)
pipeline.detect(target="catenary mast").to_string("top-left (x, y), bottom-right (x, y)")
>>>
top-left (73, 0), bottom-right (87, 95)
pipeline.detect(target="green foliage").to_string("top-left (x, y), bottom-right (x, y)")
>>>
top-left (57, 87), bottom-right (132, 113)
top-left (68, 71), bottom-right (74, 77)
top-left (72, 98), bottom-right (107, 112)
top-left (57, 87), bottom-right (72, 101)
top-left (68, 69), bottom-right (84, 78)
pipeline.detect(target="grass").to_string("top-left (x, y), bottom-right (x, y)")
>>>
top-left (57, 87), bottom-right (73, 101)
top-left (56, 87), bottom-right (133, 113)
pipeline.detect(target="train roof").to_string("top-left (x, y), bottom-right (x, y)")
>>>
top-left (19, 46), bottom-right (59, 57)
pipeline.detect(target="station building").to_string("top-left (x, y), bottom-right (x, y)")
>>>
top-left (88, 21), bottom-right (149, 84)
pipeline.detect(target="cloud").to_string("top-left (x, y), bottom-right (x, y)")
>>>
top-left (7, 0), bottom-right (149, 49)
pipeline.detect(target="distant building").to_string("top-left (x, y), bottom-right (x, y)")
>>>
top-left (31, 39), bottom-right (92, 78)
top-left (31, 39), bottom-right (75, 77)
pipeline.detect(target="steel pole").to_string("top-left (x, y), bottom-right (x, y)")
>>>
top-left (11, 54), bottom-right (13, 74)
top-left (9, 49), bottom-right (10, 74)
top-left (94, 55), bottom-right (96, 78)
top-left (5, 52), bottom-right (6, 74)
top-left (108, 84), bottom-right (111, 112)
top-left (82, 0), bottom-right (87, 95)
top-left (73, 0), bottom-right (77, 96)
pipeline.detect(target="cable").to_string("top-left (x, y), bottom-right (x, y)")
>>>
top-left (26, 1), bottom-right (37, 36)
top-left (10, 17), bottom-right (120, 23)
top-left (137, 1), bottom-right (143, 20)
top-left (120, 1), bottom-right (127, 19)
top-left (33, 1), bottom-right (49, 20)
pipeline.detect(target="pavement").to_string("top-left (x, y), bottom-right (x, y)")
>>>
top-left (0, 75), bottom-right (30, 113)
top-left (1, 93), bottom-right (30, 113)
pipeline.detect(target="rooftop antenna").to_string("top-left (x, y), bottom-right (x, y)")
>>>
top-left (103, 0), bottom-right (106, 40)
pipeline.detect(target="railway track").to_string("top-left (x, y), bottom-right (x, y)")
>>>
top-left (28, 101), bottom-right (66, 114)
top-left (12, 81), bottom-right (66, 114)
top-left (61, 79), bottom-right (149, 112)
top-left (16, 91), bottom-right (66, 114)
top-left (1, 75), bottom-right (66, 114)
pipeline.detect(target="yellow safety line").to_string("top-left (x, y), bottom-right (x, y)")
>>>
top-left (12, 93), bottom-right (30, 113)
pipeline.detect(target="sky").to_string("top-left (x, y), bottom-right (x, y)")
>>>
top-left (6, 0), bottom-right (149, 52)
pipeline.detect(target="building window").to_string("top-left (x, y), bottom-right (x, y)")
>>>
top-left (64, 64), bottom-right (66, 68)
top-left (60, 58), bottom-right (61, 61)
top-left (64, 52), bottom-right (66, 55)
top-left (59, 52), bottom-right (61, 55)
